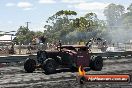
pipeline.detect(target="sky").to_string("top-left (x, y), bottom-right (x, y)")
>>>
top-left (0, 0), bottom-right (131, 33)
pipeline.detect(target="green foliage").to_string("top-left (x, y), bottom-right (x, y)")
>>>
top-left (15, 26), bottom-right (44, 44)
top-left (14, 3), bottom-right (132, 44)
top-left (104, 3), bottom-right (132, 30)
top-left (102, 3), bottom-right (132, 43)
top-left (73, 13), bottom-right (99, 32)
top-left (15, 26), bottom-right (31, 44)
top-left (44, 10), bottom-right (77, 43)
top-left (104, 3), bottom-right (125, 28)
top-left (127, 3), bottom-right (132, 12)
top-left (44, 10), bottom-right (105, 44)
top-left (55, 10), bottom-right (77, 16)
top-left (122, 14), bottom-right (132, 29)
top-left (122, 3), bottom-right (132, 29)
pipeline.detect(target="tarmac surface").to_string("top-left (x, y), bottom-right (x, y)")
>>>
top-left (0, 58), bottom-right (132, 88)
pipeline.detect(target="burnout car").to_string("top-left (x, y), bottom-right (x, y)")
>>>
top-left (24, 42), bottom-right (103, 74)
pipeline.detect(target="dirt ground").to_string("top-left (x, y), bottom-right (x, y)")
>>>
top-left (0, 58), bottom-right (132, 88)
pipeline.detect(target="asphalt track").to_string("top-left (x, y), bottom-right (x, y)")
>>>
top-left (0, 58), bottom-right (132, 88)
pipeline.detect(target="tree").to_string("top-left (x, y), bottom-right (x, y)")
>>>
top-left (15, 26), bottom-right (37, 44)
top-left (44, 10), bottom-right (77, 42)
top-left (102, 3), bottom-right (132, 43)
top-left (16, 26), bottom-right (30, 35)
top-left (122, 15), bottom-right (132, 29)
top-left (84, 13), bottom-right (99, 31)
top-left (104, 3), bottom-right (125, 29)
top-left (121, 3), bottom-right (132, 29)
top-left (127, 3), bottom-right (132, 12)
top-left (73, 13), bottom-right (99, 32)
top-left (44, 10), bottom-right (108, 44)
top-left (35, 31), bottom-right (43, 36)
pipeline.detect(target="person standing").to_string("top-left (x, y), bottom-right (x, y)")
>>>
top-left (32, 36), bottom-right (36, 45)
top-left (35, 36), bottom-right (40, 45)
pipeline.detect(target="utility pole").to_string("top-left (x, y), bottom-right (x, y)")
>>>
top-left (25, 22), bottom-right (31, 29)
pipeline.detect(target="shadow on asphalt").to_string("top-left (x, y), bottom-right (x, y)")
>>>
top-left (56, 68), bottom-right (78, 73)
top-left (42, 68), bottom-right (78, 75)
top-left (43, 68), bottom-right (91, 75)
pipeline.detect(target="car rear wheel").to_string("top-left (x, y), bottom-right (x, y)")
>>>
top-left (24, 58), bottom-right (36, 73)
top-left (90, 56), bottom-right (103, 71)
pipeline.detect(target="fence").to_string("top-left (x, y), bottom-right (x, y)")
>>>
top-left (14, 44), bottom-right (47, 55)
top-left (1, 51), bottom-right (132, 63)
top-left (0, 43), bottom-right (132, 63)
top-left (0, 43), bottom-right (132, 55)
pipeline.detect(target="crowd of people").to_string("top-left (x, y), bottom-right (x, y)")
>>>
top-left (27, 36), bottom-right (47, 52)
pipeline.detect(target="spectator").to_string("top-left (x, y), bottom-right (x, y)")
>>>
top-left (32, 36), bottom-right (36, 45)
top-left (35, 36), bottom-right (40, 45)
top-left (41, 36), bottom-right (46, 44)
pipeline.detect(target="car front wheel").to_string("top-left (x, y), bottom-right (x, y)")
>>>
top-left (90, 56), bottom-right (103, 71)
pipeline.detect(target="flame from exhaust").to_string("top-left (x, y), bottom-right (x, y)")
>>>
top-left (78, 66), bottom-right (86, 76)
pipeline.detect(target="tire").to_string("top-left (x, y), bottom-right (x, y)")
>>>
top-left (42, 58), bottom-right (57, 74)
top-left (24, 58), bottom-right (36, 73)
top-left (90, 56), bottom-right (103, 71)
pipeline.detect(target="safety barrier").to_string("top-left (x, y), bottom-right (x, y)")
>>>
top-left (0, 51), bottom-right (132, 63)
top-left (0, 54), bottom-right (37, 63)
top-left (91, 51), bottom-right (132, 58)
